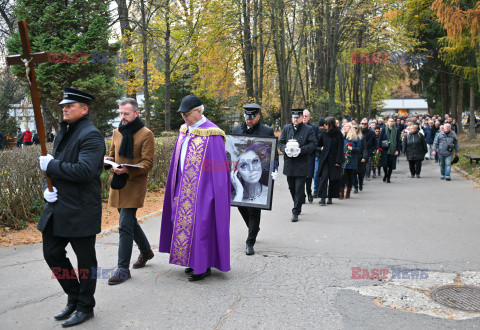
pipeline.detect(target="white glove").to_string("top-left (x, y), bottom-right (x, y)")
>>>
top-left (292, 149), bottom-right (301, 157)
top-left (271, 170), bottom-right (278, 180)
top-left (39, 154), bottom-right (54, 171)
top-left (284, 149), bottom-right (292, 157)
top-left (43, 187), bottom-right (58, 203)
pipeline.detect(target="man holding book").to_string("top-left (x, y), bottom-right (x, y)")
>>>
top-left (105, 98), bottom-right (155, 285)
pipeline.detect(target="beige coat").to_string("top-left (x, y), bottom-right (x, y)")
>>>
top-left (108, 126), bottom-right (155, 208)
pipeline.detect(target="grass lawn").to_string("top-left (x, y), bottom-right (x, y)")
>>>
top-left (457, 133), bottom-right (480, 180)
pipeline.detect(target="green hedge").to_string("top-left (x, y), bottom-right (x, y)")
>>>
top-left (0, 137), bottom-right (176, 229)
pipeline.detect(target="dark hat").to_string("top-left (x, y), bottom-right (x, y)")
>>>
top-left (243, 103), bottom-right (261, 119)
top-left (59, 87), bottom-right (95, 106)
top-left (318, 117), bottom-right (325, 127)
top-left (178, 94), bottom-right (203, 113)
top-left (291, 108), bottom-right (304, 118)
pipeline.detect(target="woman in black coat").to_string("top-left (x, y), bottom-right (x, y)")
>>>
top-left (353, 124), bottom-right (368, 193)
top-left (402, 124), bottom-right (428, 178)
top-left (377, 118), bottom-right (401, 183)
top-left (315, 117), bottom-right (344, 205)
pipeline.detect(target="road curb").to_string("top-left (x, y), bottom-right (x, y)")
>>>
top-left (453, 166), bottom-right (480, 186)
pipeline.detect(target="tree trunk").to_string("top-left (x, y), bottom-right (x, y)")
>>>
top-left (450, 75), bottom-right (457, 123)
top-left (242, 0), bottom-right (254, 99)
top-left (440, 68), bottom-right (449, 116)
top-left (469, 85), bottom-right (476, 139)
top-left (457, 77), bottom-right (464, 134)
top-left (164, 1), bottom-right (171, 131)
top-left (115, 0), bottom-right (136, 98)
top-left (140, 0), bottom-right (150, 128)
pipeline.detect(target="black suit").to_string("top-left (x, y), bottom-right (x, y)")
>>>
top-left (232, 122), bottom-right (278, 246)
top-left (38, 115), bottom-right (105, 313)
top-left (315, 129), bottom-right (344, 198)
top-left (278, 123), bottom-right (316, 215)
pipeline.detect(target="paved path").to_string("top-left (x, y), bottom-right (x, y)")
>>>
top-left (1, 156), bottom-right (480, 328)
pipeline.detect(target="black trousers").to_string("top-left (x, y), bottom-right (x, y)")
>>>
top-left (353, 172), bottom-right (365, 190)
top-left (286, 176), bottom-right (306, 215)
top-left (340, 169), bottom-right (354, 188)
top-left (305, 177), bottom-right (313, 197)
top-left (383, 154), bottom-right (395, 179)
top-left (238, 206), bottom-right (261, 246)
top-left (408, 160), bottom-right (422, 175)
top-left (42, 219), bottom-right (97, 313)
top-left (118, 208), bottom-right (151, 269)
top-left (318, 163), bottom-right (338, 198)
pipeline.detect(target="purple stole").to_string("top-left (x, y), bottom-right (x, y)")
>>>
top-left (168, 126), bottom-right (210, 266)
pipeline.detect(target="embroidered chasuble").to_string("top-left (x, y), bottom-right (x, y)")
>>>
top-left (159, 119), bottom-right (231, 274)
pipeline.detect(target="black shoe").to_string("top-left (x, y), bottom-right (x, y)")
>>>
top-left (61, 311), bottom-right (94, 328)
top-left (383, 176), bottom-right (387, 182)
top-left (185, 267), bottom-right (194, 274)
top-left (55, 304), bottom-right (77, 320)
top-left (308, 194), bottom-right (313, 203)
top-left (246, 244), bottom-right (254, 255)
top-left (188, 268), bottom-right (211, 282)
top-left (327, 198), bottom-right (333, 204)
top-left (107, 268), bottom-right (131, 285)
top-left (416, 174), bottom-right (420, 178)
top-left (386, 178), bottom-right (391, 183)
top-left (291, 214), bottom-right (298, 222)
top-left (319, 198), bottom-right (326, 206)
top-left (359, 185), bottom-right (363, 191)
top-left (313, 191), bottom-right (318, 198)
top-left (353, 188), bottom-right (358, 194)
top-left (411, 174), bottom-right (415, 178)
top-left (446, 177), bottom-right (451, 181)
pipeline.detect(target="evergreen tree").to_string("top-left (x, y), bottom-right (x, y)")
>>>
top-left (6, 0), bottom-right (123, 134)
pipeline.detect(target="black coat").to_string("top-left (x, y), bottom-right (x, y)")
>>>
top-left (306, 123), bottom-right (319, 178)
top-left (402, 132), bottom-right (427, 161)
top-left (362, 128), bottom-right (376, 156)
top-left (355, 136), bottom-right (369, 174)
top-left (315, 129), bottom-right (344, 181)
top-left (232, 122), bottom-right (279, 171)
top-left (38, 116), bottom-right (106, 237)
top-left (278, 123), bottom-right (316, 177)
top-left (378, 126), bottom-right (401, 169)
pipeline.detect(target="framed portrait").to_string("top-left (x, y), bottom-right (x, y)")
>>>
top-left (226, 134), bottom-right (277, 210)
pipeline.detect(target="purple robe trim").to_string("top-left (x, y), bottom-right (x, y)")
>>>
top-left (159, 119), bottom-right (231, 274)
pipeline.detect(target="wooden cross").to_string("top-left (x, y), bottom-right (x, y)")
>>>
top-left (6, 20), bottom-right (53, 191)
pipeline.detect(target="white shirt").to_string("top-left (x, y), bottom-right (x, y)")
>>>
top-left (180, 116), bottom-right (207, 172)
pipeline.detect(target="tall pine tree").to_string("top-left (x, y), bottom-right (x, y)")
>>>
top-left (6, 0), bottom-right (123, 133)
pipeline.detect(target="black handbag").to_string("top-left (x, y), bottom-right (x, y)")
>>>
top-left (381, 140), bottom-right (390, 149)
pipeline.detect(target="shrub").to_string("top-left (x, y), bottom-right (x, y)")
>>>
top-left (0, 146), bottom-right (46, 229)
top-left (0, 136), bottom-right (177, 229)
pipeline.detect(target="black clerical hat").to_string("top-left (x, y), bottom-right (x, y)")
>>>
top-left (178, 94), bottom-right (203, 113)
top-left (59, 87), bottom-right (95, 106)
top-left (243, 103), bottom-right (261, 119)
top-left (291, 108), bottom-right (304, 118)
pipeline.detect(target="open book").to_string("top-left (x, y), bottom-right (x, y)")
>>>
top-left (104, 159), bottom-right (144, 169)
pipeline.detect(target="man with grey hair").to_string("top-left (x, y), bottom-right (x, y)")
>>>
top-left (105, 97), bottom-right (155, 285)
top-left (432, 123), bottom-right (459, 181)
top-left (423, 120), bottom-right (435, 159)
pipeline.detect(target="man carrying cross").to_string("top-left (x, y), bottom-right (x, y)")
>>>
top-left (37, 87), bottom-right (105, 327)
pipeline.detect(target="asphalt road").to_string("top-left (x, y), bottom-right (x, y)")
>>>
top-left (1, 156), bottom-right (480, 329)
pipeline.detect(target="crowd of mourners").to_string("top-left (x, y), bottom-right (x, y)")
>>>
top-left (303, 112), bottom-right (460, 206)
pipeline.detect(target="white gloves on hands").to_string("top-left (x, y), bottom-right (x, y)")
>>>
top-left (292, 149), bottom-right (301, 157)
top-left (284, 149), bottom-right (292, 157)
top-left (43, 187), bottom-right (58, 203)
top-left (271, 170), bottom-right (278, 181)
top-left (39, 154), bottom-right (54, 171)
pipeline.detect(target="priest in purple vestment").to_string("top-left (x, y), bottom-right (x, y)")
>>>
top-left (159, 94), bottom-right (231, 281)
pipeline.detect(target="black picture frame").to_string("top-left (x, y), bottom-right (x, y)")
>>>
top-left (226, 134), bottom-right (277, 210)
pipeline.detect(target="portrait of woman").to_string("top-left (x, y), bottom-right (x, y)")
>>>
top-left (231, 143), bottom-right (270, 204)
top-left (225, 135), bottom-right (277, 209)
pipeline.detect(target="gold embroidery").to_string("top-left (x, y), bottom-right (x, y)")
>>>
top-left (170, 135), bottom-right (208, 266)
top-left (190, 127), bottom-right (226, 142)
